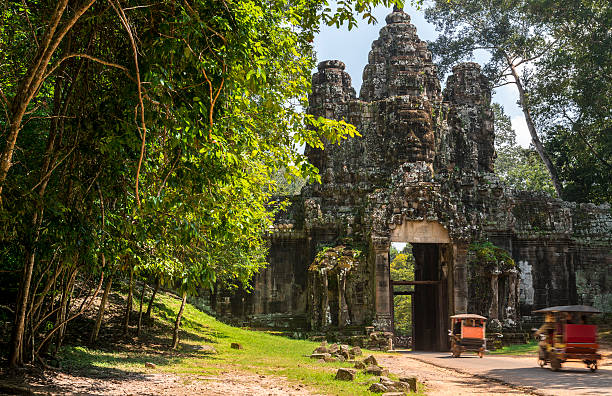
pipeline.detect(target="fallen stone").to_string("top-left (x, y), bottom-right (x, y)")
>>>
top-left (335, 368), bottom-right (356, 381)
top-left (198, 345), bottom-right (218, 354)
top-left (337, 355), bottom-right (346, 362)
top-left (324, 356), bottom-right (338, 363)
top-left (349, 346), bottom-right (363, 356)
top-left (369, 383), bottom-right (388, 393)
top-left (363, 354), bottom-right (378, 366)
top-left (340, 344), bottom-right (350, 353)
top-left (310, 353), bottom-right (331, 359)
top-left (328, 344), bottom-right (340, 354)
top-left (317, 359), bottom-right (326, 363)
top-left (354, 361), bottom-right (366, 369)
top-left (313, 345), bottom-right (329, 354)
top-left (365, 365), bottom-right (382, 375)
top-left (381, 393), bottom-right (404, 396)
top-left (231, 343), bottom-right (243, 349)
top-left (399, 376), bottom-right (417, 392)
top-left (365, 365), bottom-right (388, 376)
top-left (144, 362), bottom-right (156, 369)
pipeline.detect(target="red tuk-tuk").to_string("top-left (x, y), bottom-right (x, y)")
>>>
top-left (449, 314), bottom-right (487, 358)
top-left (534, 305), bottom-right (602, 372)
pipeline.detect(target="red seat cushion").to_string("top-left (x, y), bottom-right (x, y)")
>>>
top-left (565, 324), bottom-right (597, 343)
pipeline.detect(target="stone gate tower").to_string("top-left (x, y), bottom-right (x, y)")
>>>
top-left (217, 7), bottom-right (612, 351)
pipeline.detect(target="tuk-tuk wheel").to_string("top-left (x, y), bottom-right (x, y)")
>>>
top-left (551, 357), bottom-right (562, 372)
top-left (538, 359), bottom-right (546, 368)
top-left (589, 362), bottom-right (597, 372)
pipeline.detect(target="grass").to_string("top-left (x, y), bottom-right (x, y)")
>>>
top-left (488, 341), bottom-right (538, 355)
top-left (59, 291), bottom-right (426, 395)
top-left (597, 322), bottom-right (612, 346)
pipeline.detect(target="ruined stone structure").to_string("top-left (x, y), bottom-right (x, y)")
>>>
top-left (217, 7), bottom-right (612, 351)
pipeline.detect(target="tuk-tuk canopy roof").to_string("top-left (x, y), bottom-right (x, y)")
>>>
top-left (533, 305), bottom-right (602, 314)
top-left (450, 314), bottom-right (487, 320)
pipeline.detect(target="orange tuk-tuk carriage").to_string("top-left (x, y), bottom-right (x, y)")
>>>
top-left (534, 305), bottom-right (602, 372)
top-left (449, 314), bottom-right (487, 358)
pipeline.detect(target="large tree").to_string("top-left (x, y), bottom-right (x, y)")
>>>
top-left (493, 103), bottom-right (555, 195)
top-left (0, 0), bottom-right (400, 367)
top-left (425, 0), bottom-right (563, 197)
top-left (527, 0), bottom-right (612, 204)
top-left (426, 0), bottom-right (611, 203)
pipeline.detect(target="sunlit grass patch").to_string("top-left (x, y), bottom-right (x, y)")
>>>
top-left (59, 290), bottom-right (425, 395)
top-left (488, 341), bottom-right (538, 355)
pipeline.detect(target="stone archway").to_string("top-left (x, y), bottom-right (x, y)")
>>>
top-left (374, 220), bottom-right (457, 351)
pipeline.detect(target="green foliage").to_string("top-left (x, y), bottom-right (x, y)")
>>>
top-left (311, 245), bottom-right (362, 271)
top-left (272, 167), bottom-right (307, 196)
top-left (426, 0), bottom-right (611, 203)
top-left (390, 245), bottom-right (414, 335)
top-left (467, 241), bottom-right (515, 316)
top-left (527, 0), bottom-right (612, 204)
top-left (468, 241), bottom-right (515, 272)
top-left (0, 0), bottom-right (405, 364)
top-left (493, 104), bottom-right (556, 196)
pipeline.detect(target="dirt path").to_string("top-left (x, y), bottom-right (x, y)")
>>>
top-left (381, 350), bottom-right (612, 396)
top-left (379, 354), bottom-right (536, 395)
top-left (1, 369), bottom-right (318, 396)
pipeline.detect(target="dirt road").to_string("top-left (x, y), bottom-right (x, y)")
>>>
top-left (381, 351), bottom-right (612, 396)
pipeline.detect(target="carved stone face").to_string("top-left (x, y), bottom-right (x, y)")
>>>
top-left (382, 98), bottom-right (435, 165)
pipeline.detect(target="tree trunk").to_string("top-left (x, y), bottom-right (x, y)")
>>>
top-left (145, 278), bottom-right (159, 319)
top-left (90, 272), bottom-right (113, 343)
top-left (123, 266), bottom-right (133, 335)
top-left (8, 242), bottom-right (38, 367)
top-left (137, 280), bottom-right (146, 337)
top-left (7, 71), bottom-right (65, 366)
top-left (0, 0), bottom-right (96, 201)
top-left (172, 291), bottom-right (187, 349)
top-left (54, 268), bottom-right (77, 355)
top-left (509, 63), bottom-right (564, 198)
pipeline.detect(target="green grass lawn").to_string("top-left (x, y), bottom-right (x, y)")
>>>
top-left (488, 341), bottom-right (538, 355)
top-left (59, 292), bottom-right (425, 395)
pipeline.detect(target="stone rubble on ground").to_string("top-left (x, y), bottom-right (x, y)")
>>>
top-left (309, 342), bottom-right (363, 361)
top-left (335, 368), bottom-right (357, 381)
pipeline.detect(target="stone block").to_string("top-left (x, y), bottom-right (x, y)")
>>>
top-left (354, 361), bottom-right (366, 369)
top-left (400, 376), bottom-right (417, 392)
top-left (363, 354), bottom-right (378, 366)
top-left (369, 383), bottom-right (388, 393)
top-left (310, 353), bottom-right (331, 359)
top-left (365, 365), bottom-right (388, 376)
top-left (335, 368), bottom-right (356, 381)
top-left (230, 343), bottom-right (243, 350)
top-left (349, 346), bottom-right (363, 356)
top-left (313, 345), bottom-right (329, 354)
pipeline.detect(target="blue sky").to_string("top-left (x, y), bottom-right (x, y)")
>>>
top-left (313, 4), bottom-right (532, 147)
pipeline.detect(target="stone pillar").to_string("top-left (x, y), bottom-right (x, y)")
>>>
top-left (453, 242), bottom-right (469, 313)
top-left (372, 238), bottom-right (392, 331)
top-left (489, 270), bottom-right (500, 319)
top-left (506, 268), bottom-right (519, 321)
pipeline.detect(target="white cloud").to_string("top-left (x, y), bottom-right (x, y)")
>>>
top-left (511, 116), bottom-right (532, 148)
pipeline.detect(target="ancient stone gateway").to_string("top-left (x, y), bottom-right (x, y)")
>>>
top-left (216, 7), bottom-right (612, 351)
